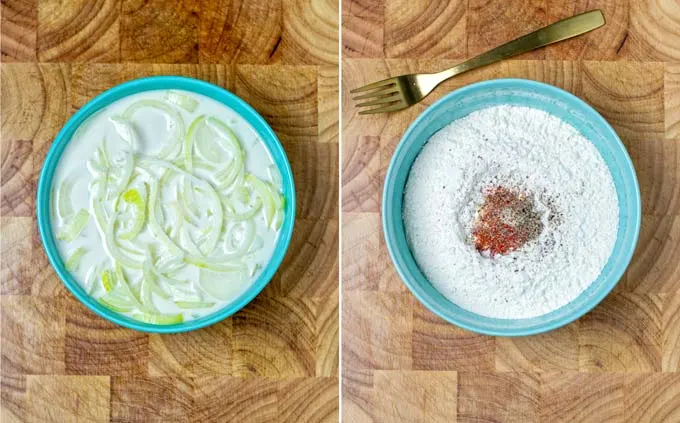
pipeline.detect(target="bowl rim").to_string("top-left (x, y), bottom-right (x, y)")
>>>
top-left (382, 78), bottom-right (642, 337)
top-left (36, 75), bottom-right (296, 333)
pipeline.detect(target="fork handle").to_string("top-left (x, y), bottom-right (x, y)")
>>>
top-left (436, 10), bottom-right (605, 82)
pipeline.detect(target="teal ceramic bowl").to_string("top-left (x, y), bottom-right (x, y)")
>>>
top-left (383, 79), bottom-right (641, 337)
top-left (37, 76), bottom-right (296, 333)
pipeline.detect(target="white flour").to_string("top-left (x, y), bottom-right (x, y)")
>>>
top-left (403, 105), bottom-right (619, 319)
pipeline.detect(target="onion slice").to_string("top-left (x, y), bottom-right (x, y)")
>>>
top-left (57, 209), bottom-right (90, 242)
top-left (66, 246), bottom-right (88, 271)
top-left (165, 90), bottom-right (199, 112)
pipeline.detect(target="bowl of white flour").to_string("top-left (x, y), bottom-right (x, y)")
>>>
top-left (383, 79), bottom-right (641, 336)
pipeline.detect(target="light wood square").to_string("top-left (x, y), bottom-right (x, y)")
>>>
top-left (1, 296), bottom-right (65, 375)
top-left (373, 370), bottom-right (457, 422)
top-left (457, 372), bottom-right (539, 423)
top-left (342, 213), bottom-right (380, 291)
top-left (192, 377), bottom-right (278, 422)
top-left (342, 291), bottom-right (413, 370)
top-left (26, 375), bottom-right (109, 423)
top-left (539, 373), bottom-right (624, 423)
top-left (110, 376), bottom-right (193, 422)
top-left (343, 136), bottom-right (381, 212)
top-left (199, 0), bottom-right (282, 64)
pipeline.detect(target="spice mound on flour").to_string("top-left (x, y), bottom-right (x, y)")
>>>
top-left (471, 185), bottom-right (543, 257)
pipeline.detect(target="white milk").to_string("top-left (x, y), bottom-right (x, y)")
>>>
top-left (51, 89), bottom-right (283, 321)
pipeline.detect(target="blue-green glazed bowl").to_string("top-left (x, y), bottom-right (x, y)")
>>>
top-left (383, 79), bottom-right (641, 337)
top-left (37, 76), bottom-right (296, 333)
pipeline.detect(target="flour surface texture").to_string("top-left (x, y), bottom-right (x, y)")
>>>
top-left (403, 105), bottom-right (619, 319)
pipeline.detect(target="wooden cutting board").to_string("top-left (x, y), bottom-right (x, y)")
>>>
top-left (1, 1), bottom-right (338, 422)
top-left (342, 0), bottom-right (680, 421)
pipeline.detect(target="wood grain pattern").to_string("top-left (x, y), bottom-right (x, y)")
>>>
top-left (342, 213), bottom-right (380, 291)
top-left (27, 375), bottom-right (110, 423)
top-left (1, 219), bottom-right (33, 295)
top-left (110, 377), bottom-right (193, 422)
top-left (316, 294), bottom-right (340, 376)
top-left (342, 0), bottom-right (383, 58)
top-left (545, 0), bottom-right (629, 61)
top-left (148, 321), bottom-right (232, 377)
top-left (1, 374), bottom-right (27, 423)
top-left (342, 136), bottom-right (381, 212)
top-left (457, 372), bottom-right (539, 422)
top-left (37, 0), bottom-right (120, 62)
top-left (234, 65), bottom-right (318, 143)
top-left (619, 0), bottom-right (680, 61)
top-left (343, 0), bottom-right (680, 420)
top-left (624, 373), bottom-right (680, 422)
top-left (319, 66), bottom-right (340, 143)
top-left (1, 296), bottom-right (65, 375)
top-left (1, 0), bottom-right (37, 61)
top-left (581, 61), bottom-right (665, 141)
top-left (668, 65), bottom-right (680, 139)
top-left (579, 294), bottom-right (662, 372)
top-left (539, 373), bottom-right (624, 423)
top-left (343, 291), bottom-right (413, 370)
top-left (233, 296), bottom-right (317, 377)
top-left (279, 377), bottom-right (339, 422)
top-left (467, 0), bottom-right (548, 60)
top-left (199, 0), bottom-right (282, 65)
top-left (120, 0), bottom-right (199, 63)
top-left (385, 0), bottom-right (466, 59)
top-left (496, 324), bottom-right (579, 372)
top-left (373, 371), bottom-right (457, 422)
top-left (64, 296), bottom-right (150, 376)
top-left (278, 0), bottom-right (339, 65)
top-left (1, 1), bottom-right (338, 420)
top-left (662, 293), bottom-right (680, 371)
top-left (275, 218), bottom-right (339, 296)
top-left (413, 300), bottom-right (495, 372)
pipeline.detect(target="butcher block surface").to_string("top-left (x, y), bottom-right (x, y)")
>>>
top-left (342, 0), bottom-right (680, 421)
top-left (1, 1), bottom-right (338, 422)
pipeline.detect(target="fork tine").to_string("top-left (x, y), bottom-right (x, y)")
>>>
top-left (350, 78), bottom-right (396, 94)
top-left (352, 87), bottom-right (398, 101)
top-left (356, 92), bottom-right (401, 107)
top-left (358, 101), bottom-right (408, 115)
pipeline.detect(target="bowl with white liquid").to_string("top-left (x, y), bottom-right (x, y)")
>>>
top-left (37, 76), bottom-right (295, 333)
top-left (383, 79), bottom-right (640, 336)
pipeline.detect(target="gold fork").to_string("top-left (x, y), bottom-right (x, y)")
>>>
top-left (351, 10), bottom-right (605, 115)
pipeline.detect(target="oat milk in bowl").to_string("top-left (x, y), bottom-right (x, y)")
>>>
top-left (383, 79), bottom-right (640, 336)
top-left (37, 77), bottom-right (295, 331)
